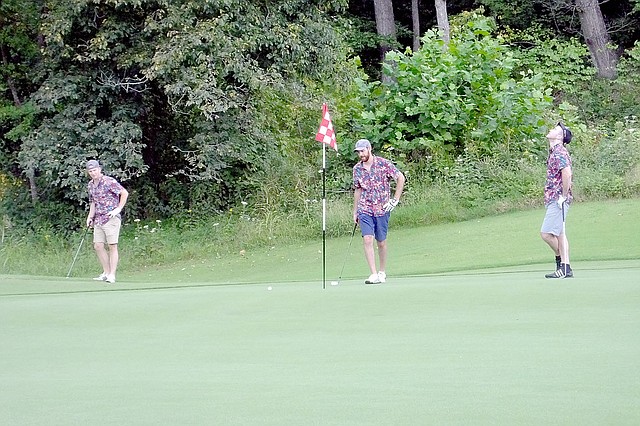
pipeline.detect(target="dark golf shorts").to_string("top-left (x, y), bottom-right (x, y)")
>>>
top-left (359, 213), bottom-right (390, 242)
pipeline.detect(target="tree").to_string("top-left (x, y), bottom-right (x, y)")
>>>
top-left (575, 0), bottom-right (618, 78)
top-left (411, 0), bottom-right (420, 51)
top-left (0, 0), bottom-right (43, 201)
top-left (435, 0), bottom-right (451, 45)
top-left (2, 0), bottom-right (357, 230)
top-left (373, 0), bottom-right (397, 82)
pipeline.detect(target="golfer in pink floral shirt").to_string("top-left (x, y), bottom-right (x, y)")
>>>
top-left (353, 139), bottom-right (405, 284)
top-left (86, 160), bottom-right (128, 284)
top-left (540, 123), bottom-right (573, 279)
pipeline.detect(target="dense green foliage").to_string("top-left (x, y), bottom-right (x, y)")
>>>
top-left (477, 0), bottom-right (640, 49)
top-left (504, 25), bottom-right (595, 97)
top-left (355, 13), bottom-right (552, 173)
top-left (1, 0), bottom-right (357, 232)
top-left (566, 42), bottom-right (640, 124)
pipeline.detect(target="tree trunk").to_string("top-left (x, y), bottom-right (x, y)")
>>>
top-left (1, 42), bottom-right (39, 201)
top-left (1, 44), bottom-right (22, 106)
top-left (435, 0), bottom-right (450, 47)
top-left (373, 0), bottom-right (396, 83)
top-left (411, 0), bottom-right (420, 52)
top-left (575, 0), bottom-right (618, 79)
top-left (27, 169), bottom-right (38, 202)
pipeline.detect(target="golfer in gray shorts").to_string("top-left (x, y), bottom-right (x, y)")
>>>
top-left (540, 122), bottom-right (573, 279)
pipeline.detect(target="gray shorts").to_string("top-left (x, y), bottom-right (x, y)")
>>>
top-left (540, 202), bottom-right (569, 236)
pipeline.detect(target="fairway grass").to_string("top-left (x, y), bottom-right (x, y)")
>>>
top-left (1, 261), bottom-right (639, 425)
top-left (1, 199), bottom-right (639, 424)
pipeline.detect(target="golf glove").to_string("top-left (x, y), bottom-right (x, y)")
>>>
top-left (557, 195), bottom-right (566, 209)
top-left (108, 208), bottom-right (120, 219)
top-left (383, 198), bottom-right (399, 213)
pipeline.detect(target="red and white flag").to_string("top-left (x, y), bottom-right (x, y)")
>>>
top-left (315, 103), bottom-right (338, 151)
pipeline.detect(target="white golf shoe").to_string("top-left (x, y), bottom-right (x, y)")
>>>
top-left (365, 273), bottom-right (381, 284)
top-left (378, 271), bottom-right (387, 283)
top-left (93, 273), bottom-right (107, 281)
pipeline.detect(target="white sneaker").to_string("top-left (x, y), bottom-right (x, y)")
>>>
top-left (93, 273), bottom-right (108, 281)
top-left (105, 275), bottom-right (116, 284)
top-left (365, 273), bottom-right (381, 284)
top-left (378, 271), bottom-right (386, 283)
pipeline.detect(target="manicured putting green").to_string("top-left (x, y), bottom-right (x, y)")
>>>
top-left (1, 260), bottom-right (639, 425)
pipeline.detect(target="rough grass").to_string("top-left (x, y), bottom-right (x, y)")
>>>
top-left (2, 198), bottom-right (637, 284)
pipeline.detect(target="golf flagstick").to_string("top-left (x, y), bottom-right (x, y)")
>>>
top-left (314, 102), bottom-right (337, 289)
top-left (322, 142), bottom-right (327, 289)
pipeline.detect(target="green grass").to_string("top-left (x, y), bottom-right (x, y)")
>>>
top-left (127, 198), bottom-right (640, 284)
top-left (1, 261), bottom-right (639, 425)
top-left (1, 198), bottom-right (638, 286)
top-left (2, 197), bottom-right (638, 281)
top-left (1, 199), bottom-right (640, 424)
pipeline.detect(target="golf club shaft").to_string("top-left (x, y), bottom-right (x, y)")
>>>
top-left (338, 222), bottom-right (358, 281)
top-left (67, 227), bottom-right (89, 278)
top-left (562, 203), bottom-right (567, 274)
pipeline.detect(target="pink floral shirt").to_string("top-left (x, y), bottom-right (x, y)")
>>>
top-left (544, 144), bottom-right (572, 206)
top-left (88, 176), bottom-right (125, 225)
top-left (353, 156), bottom-right (401, 217)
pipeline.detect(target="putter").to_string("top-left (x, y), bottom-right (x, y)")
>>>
top-left (336, 222), bottom-right (358, 284)
top-left (561, 202), bottom-right (568, 276)
top-left (66, 227), bottom-right (90, 278)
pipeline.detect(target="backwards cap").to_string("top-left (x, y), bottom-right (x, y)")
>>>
top-left (558, 122), bottom-right (572, 144)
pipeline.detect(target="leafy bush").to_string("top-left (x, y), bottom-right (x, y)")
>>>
top-left (505, 25), bottom-right (595, 96)
top-left (618, 41), bottom-right (640, 85)
top-left (564, 42), bottom-right (640, 124)
top-left (0, 180), bottom-right (81, 236)
top-left (400, 149), bottom-right (545, 217)
top-left (570, 118), bottom-right (640, 199)
top-left (354, 11), bottom-right (552, 174)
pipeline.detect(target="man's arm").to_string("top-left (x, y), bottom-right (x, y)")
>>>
top-left (353, 187), bottom-right (362, 222)
top-left (561, 166), bottom-right (572, 198)
top-left (392, 172), bottom-right (405, 202)
top-left (108, 187), bottom-right (129, 218)
top-left (382, 170), bottom-right (405, 213)
top-left (87, 202), bottom-right (96, 227)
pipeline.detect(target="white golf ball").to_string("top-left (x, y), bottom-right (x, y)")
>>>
top-left (331, 281), bottom-right (339, 286)
top-left (267, 286), bottom-right (272, 291)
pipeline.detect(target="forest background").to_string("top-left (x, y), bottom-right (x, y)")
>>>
top-left (1, 0), bottom-right (639, 272)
